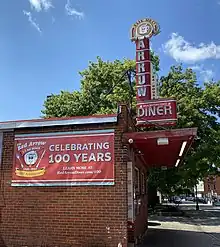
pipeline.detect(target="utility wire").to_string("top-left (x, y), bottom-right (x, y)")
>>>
top-left (126, 70), bottom-right (168, 130)
top-left (88, 70), bottom-right (131, 116)
top-left (88, 69), bottom-right (170, 131)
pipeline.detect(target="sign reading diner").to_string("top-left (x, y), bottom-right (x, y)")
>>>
top-left (130, 18), bottom-right (177, 127)
top-left (136, 99), bottom-right (177, 126)
top-left (12, 130), bottom-right (114, 186)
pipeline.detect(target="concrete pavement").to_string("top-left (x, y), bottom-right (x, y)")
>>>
top-left (139, 205), bottom-right (220, 247)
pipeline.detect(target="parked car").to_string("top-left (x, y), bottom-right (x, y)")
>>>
top-left (186, 196), bottom-right (194, 201)
top-left (173, 196), bottom-right (182, 204)
top-left (213, 201), bottom-right (220, 206)
top-left (194, 197), bottom-right (207, 204)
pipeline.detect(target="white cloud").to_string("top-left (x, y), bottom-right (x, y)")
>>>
top-left (23, 11), bottom-right (42, 34)
top-left (191, 65), bottom-right (214, 81)
top-left (65, 0), bottom-right (84, 19)
top-left (29, 0), bottom-right (53, 12)
top-left (163, 33), bottom-right (220, 64)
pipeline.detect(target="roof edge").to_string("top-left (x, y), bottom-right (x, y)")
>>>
top-left (123, 127), bottom-right (198, 140)
top-left (0, 114), bottom-right (118, 130)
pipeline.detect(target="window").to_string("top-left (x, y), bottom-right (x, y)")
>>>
top-left (135, 167), bottom-right (140, 195)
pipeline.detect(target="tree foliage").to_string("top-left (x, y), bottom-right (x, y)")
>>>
top-left (42, 53), bottom-right (159, 117)
top-left (42, 55), bottom-right (220, 194)
top-left (43, 57), bottom-right (134, 117)
top-left (149, 66), bottom-right (220, 194)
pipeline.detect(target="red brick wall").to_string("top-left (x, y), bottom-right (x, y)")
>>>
top-left (204, 176), bottom-right (220, 196)
top-left (0, 105), bottom-right (131, 247)
top-left (119, 105), bottom-right (149, 244)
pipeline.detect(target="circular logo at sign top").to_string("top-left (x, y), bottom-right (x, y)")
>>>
top-left (137, 22), bottom-right (153, 36)
top-left (130, 18), bottom-right (160, 41)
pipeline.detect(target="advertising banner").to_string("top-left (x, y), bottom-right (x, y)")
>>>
top-left (11, 130), bottom-right (114, 187)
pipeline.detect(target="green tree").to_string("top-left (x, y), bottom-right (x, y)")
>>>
top-left (42, 57), bottom-right (135, 117)
top-left (42, 53), bottom-right (159, 117)
top-left (42, 56), bottom-right (220, 193)
top-left (153, 65), bottom-right (220, 194)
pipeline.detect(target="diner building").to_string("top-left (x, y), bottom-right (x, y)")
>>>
top-left (0, 104), bottom-right (197, 247)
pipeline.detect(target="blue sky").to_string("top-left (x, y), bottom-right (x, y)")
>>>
top-left (1, 0), bottom-right (220, 121)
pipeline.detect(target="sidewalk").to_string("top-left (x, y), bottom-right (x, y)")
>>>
top-left (148, 205), bottom-right (220, 233)
top-left (182, 207), bottom-right (220, 233)
top-left (139, 206), bottom-right (220, 247)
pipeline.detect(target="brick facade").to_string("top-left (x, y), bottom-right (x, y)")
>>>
top-left (0, 107), bottom-right (121, 247)
top-left (0, 105), bottom-right (148, 247)
top-left (204, 176), bottom-right (220, 196)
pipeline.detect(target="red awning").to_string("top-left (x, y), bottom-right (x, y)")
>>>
top-left (123, 128), bottom-right (197, 168)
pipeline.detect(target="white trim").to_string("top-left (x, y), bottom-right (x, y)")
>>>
top-left (0, 116), bottom-right (117, 130)
top-left (136, 48), bottom-right (150, 52)
top-left (15, 132), bottom-right (114, 140)
top-left (12, 179), bottom-right (114, 182)
top-left (136, 98), bottom-right (176, 104)
top-left (136, 60), bottom-right (151, 64)
top-left (136, 72), bottom-right (151, 76)
top-left (137, 118), bottom-right (177, 124)
top-left (11, 182), bottom-right (114, 187)
top-left (127, 161), bottom-right (134, 222)
top-left (15, 129), bottom-right (114, 138)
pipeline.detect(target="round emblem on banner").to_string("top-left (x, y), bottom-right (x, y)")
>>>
top-left (24, 150), bottom-right (38, 166)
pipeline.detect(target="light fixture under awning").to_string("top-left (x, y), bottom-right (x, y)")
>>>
top-left (179, 141), bottom-right (187, 157)
top-left (157, 137), bottom-right (169, 145)
top-left (175, 159), bottom-right (180, 167)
